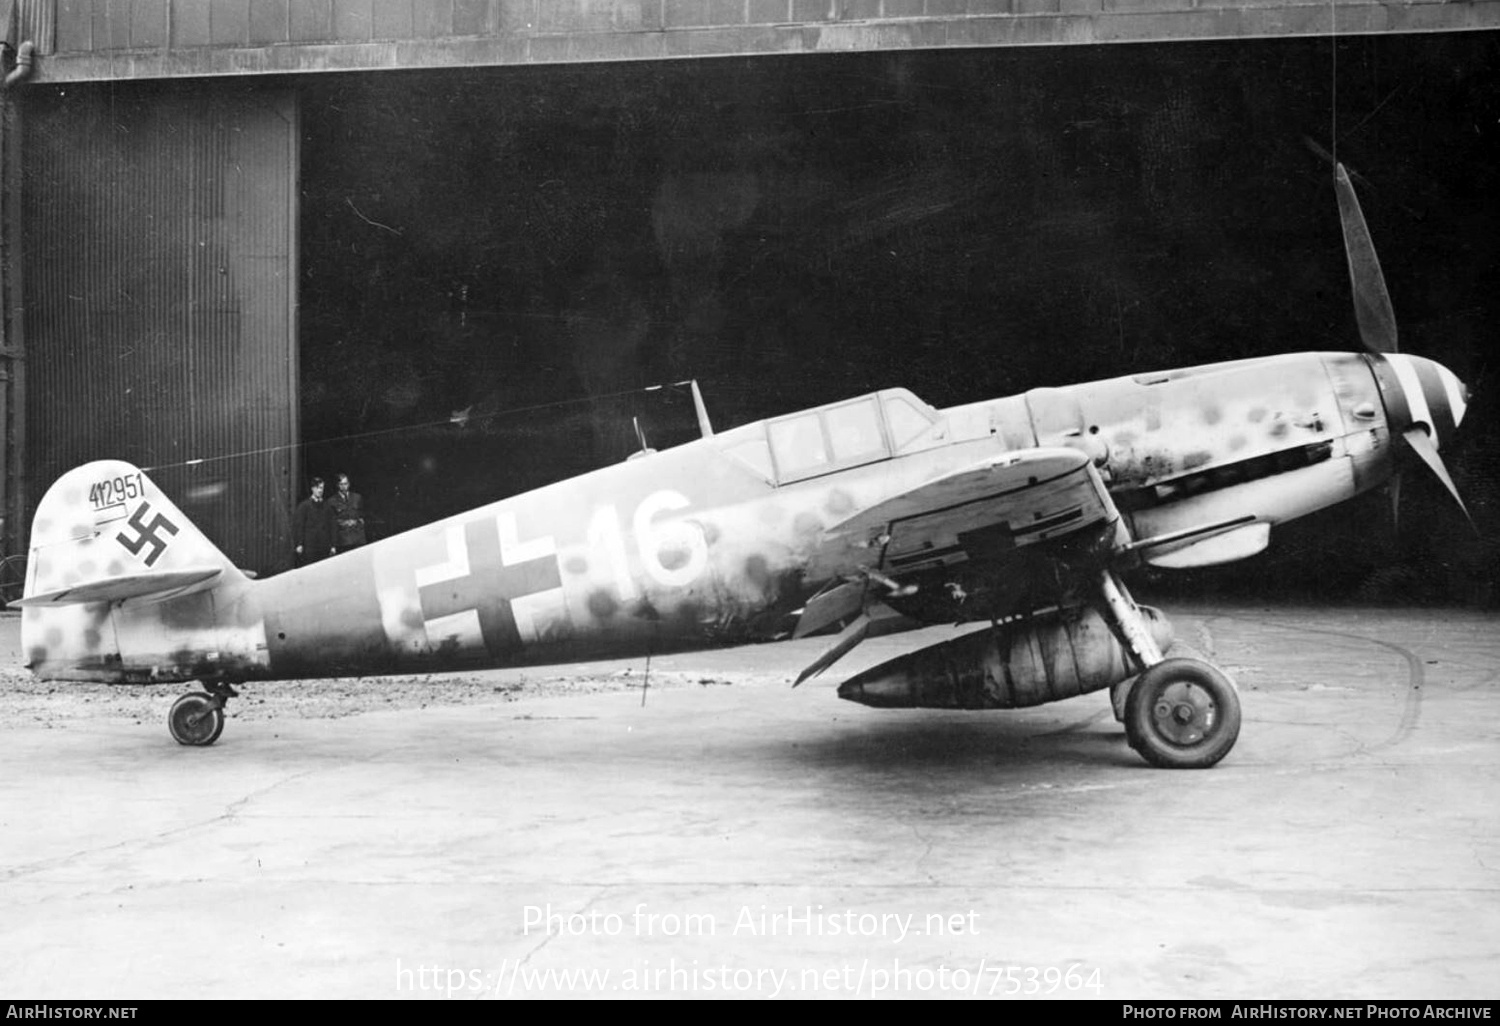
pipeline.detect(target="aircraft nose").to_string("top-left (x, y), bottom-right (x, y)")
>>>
top-left (1381, 354), bottom-right (1468, 449)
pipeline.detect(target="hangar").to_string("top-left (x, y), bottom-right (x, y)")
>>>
top-left (2, 0), bottom-right (1497, 585)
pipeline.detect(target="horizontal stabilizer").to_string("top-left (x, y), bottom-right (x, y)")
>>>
top-left (12, 567), bottom-right (223, 608)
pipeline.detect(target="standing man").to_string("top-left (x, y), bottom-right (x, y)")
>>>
top-left (330, 472), bottom-right (368, 553)
top-left (292, 477), bottom-right (336, 566)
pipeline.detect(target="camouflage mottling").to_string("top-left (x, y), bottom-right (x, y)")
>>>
top-left (743, 554), bottom-right (772, 592)
top-left (793, 512), bottom-right (823, 536)
top-left (587, 590), bottom-right (619, 619)
top-left (825, 489), bottom-right (855, 515)
top-left (656, 545), bottom-right (691, 571)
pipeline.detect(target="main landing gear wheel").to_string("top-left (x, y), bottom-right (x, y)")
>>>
top-left (167, 682), bottom-right (238, 746)
top-left (1124, 658), bottom-right (1241, 769)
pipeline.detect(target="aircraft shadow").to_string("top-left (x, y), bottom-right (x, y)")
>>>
top-left (770, 707), bottom-right (1144, 775)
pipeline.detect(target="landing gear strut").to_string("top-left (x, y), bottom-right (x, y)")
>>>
top-left (167, 681), bottom-right (239, 747)
top-left (1098, 571), bottom-right (1241, 769)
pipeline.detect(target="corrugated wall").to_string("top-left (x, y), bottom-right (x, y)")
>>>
top-left (27, 0), bottom-right (1500, 82)
top-left (22, 83), bottom-right (298, 574)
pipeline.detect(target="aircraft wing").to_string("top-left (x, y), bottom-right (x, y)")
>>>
top-left (791, 448), bottom-right (1122, 681)
top-left (826, 446), bottom-right (1121, 577)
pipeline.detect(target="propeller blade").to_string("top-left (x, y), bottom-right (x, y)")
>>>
top-left (1401, 427), bottom-right (1476, 532)
top-left (1334, 163), bottom-right (1399, 354)
top-left (1388, 473), bottom-right (1402, 535)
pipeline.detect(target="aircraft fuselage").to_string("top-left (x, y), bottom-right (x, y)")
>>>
top-left (21, 350), bottom-right (1463, 686)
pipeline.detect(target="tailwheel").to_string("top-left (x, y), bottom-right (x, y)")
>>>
top-left (1124, 658), bottom-right (1241, 769)
top-left (168, 693), bottom-right (223, 746)
top-left (167, 682), bottom-right (237, 746)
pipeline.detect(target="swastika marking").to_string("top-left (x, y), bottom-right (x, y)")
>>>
top-left (418, 518), bottom-right (561, 657)
top-left (116, 501), bottom-right (179, 567)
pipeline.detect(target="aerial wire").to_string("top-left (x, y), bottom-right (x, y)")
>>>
top-left (140, 379), bottom-right (706, 475)
top-left (1332, 0), bottom-right (1344, 166)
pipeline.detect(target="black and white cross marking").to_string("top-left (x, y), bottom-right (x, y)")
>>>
top-left (417, 516), bottom-right (562, 657)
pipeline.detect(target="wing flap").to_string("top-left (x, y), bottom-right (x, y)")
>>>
top-left (12, 567), bottom-right (224, 608)
top-left (793, 613), bottom-right (872, 686)
top-left (793, 578), bottom-right (867, 639)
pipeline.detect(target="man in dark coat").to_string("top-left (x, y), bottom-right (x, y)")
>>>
top-left (330, 473), bottom-right (367, 553)
top-left (292, 477), bottom-right (336, 566)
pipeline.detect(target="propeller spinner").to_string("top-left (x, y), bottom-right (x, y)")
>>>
top-left (1334, 162), bottom-right (1474, 527)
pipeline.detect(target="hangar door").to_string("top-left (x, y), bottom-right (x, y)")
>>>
top-left (21, 84), bottom-right (298, 574)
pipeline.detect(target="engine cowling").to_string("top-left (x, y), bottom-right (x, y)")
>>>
top-left (837, 604), bottom-right (1172, 710)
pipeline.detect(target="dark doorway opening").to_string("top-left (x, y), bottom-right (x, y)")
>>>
top-left (294, 35), bottom-right (1498, 599)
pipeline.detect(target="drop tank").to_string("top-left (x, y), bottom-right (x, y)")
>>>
top-left (837, 605), bottom-right (1172, 710)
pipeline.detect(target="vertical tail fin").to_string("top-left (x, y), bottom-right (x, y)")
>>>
top-left (18, 460), bottom-right (245, 607)
top-left (21, 461), bottom-right (267, 682)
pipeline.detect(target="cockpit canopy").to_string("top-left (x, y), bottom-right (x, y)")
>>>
top-left (720, 388), bottom-right (941, 486)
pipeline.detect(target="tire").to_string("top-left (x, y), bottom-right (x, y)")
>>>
top-left (1124, 658), bottom-right (1240, 769)
top-left (168, 692), bottom-right (225, 747)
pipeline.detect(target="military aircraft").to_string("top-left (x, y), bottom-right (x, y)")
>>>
top-left (13, 166), bottom-right (1471, 767)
